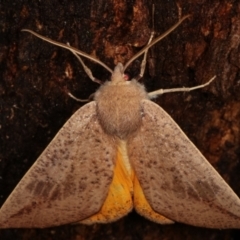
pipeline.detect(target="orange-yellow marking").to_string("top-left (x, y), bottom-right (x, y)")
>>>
top-left (80, 140), bottom-right (173, 224)
top-left (133, 175), bottom-right (173, 224)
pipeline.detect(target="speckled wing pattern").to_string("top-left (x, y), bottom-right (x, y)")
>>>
top-left (129, 99), bottom-right (240, 229)
top-left (0, 102), bottom-right (116, 228)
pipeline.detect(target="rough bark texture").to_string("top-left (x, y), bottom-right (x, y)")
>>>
top-left (1, 0), bottom-right (240, 239)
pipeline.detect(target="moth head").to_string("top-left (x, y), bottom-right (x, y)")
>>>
top-left (111, 63), bottom-right (126, 84)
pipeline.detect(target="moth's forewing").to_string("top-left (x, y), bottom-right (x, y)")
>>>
top-left (129, 99), bottom-right (240, 229)
top-left (0, 102), bottom-right (116, 228)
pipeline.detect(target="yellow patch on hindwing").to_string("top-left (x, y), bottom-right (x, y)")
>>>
top-left (80, 140), bottom-right (173, 224)
top-left (133, 175), bottom-right (173, 224)
top-left (80, 141), bottom-right (133, 224)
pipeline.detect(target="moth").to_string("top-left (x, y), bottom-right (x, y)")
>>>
top-left (1, 15), bottom-right (240, 229)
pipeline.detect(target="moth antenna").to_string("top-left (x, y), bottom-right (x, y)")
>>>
top-left (123, 14), bottom-right (191, 71)
top-left (21, 29), bottom-right (113, 74)
top-left (148, 75), bottom-right (216, 99)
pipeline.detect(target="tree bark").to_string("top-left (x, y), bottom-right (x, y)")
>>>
top-left (0, 0), bottom-right (240, 239)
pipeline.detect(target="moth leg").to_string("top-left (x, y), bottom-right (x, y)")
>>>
top-left (65, 42), bottom-right (102, 102)
top-left (131, 5), bottom-right (155, 82)
top-left (176, 2), bottom-right (183, 19)
top-left (134, 4), bottom-right (156, 81)
top-left (67, 92), bottom-right (90, 102)
top-left (142, 4), bottom-right (157, 79)
top-left (148, 75), bottom-right (216, 99)
top-left (133, 31), bottom-right (155, 82)
top-left (146, 4), bottom-right (157, 79)
top-left (66, 43), bottom-right (103, 85)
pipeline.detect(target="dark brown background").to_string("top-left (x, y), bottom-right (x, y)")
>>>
top-left (1, 0), bottom-right (240, 239)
